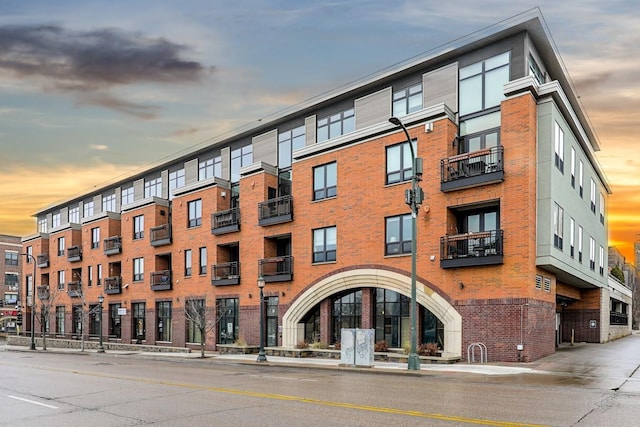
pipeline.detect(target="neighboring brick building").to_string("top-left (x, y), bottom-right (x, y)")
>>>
top-left (1, 234), bottom-right (22, 332)
top-left (21, 10), bottom-right (612, 362)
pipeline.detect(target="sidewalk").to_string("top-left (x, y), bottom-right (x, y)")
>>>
top-left (3, 333), bottom-right (640, 379)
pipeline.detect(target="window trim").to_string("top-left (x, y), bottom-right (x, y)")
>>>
top-left (313, 162), bottom-right (337, 201)
top-left (313, 226), bottom-right (337, 263)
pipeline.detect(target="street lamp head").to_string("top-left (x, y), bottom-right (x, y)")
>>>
top-left (257, 276), bottom-right (265, 289)
top-left (388, 117), bottom-right (401, 126)
top-left (98, 294), bottom-right (104, 304)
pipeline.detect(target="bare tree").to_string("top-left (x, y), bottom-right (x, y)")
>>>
top-left (36, 284), bottom-right (60, 351)
top-left (183, 298), bottom-right (225, 358)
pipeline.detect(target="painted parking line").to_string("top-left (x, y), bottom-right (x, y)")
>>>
top-left (8, 395), bottom-right (58, 409)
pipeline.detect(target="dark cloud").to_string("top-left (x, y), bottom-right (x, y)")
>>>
top-left (0, 24), bottom-right (212, 117)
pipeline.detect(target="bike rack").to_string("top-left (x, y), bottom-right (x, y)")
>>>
top-left (467, 342), bottom-right (488, 363)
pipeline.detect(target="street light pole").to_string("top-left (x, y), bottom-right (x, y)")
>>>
top-left (97, 294), bottom-right (105, 353)
top-left (20, 253), bottom-right (37, 350)
top-left (256, 276), bottom-right (267, 362)
top-left (389, 117), bottom-right (423, 371)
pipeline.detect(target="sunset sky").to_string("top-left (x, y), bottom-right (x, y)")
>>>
top-left (0, 1), bottom-right (638, 262)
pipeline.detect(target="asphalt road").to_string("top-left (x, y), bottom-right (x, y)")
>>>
top-left (1, 335), bottom-right (640, 426)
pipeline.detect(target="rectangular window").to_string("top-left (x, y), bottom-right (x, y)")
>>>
top-left (133, 257), bottom-right (144, 281)
top-left (121, 186), bottom-right (134, 206)
top-left (144, 177), bottom-right (162, 198)
top-left (231, 146), bottom-right (253, 183)
top-left (91, 227), bottom-right (100, 249)
top-left (554, 122), bottom-right (564, 173)
top-left (102, 193), bottom-right (116, 212)
top-left (570, 218), bottom-right (575, 258)
top-left (132, 302), bottom-right (146, 341)
top-left (459, 51), bottom-right (510, 116)
top-left (4, 251), bottom-right (18, 266)
top-left (109, 303), bottom-right (122, 338)
top-left (169, 168), bottom-right (185, 197)
top-left (590, 179), bottom-right (596, 213)
top-left (198, 156), bottom-right (222, 181)
top-left (386, 140), bottom-right (415, 184)
top-left (56, 306), bottom-right (65, 335)
top-left (83, 201), bottom-right (94, 218)
top-left (58, 237), bottom-right (65, 256)
top-left (58, 270), bottom-right (65, 290)
top-left (97, 264), bottom-right (102, 286)
top-left (313, 162), bottom-right (337, 200)
top-left (386, 214), bottom-right (412, 255)
top-left (553, 203), bottom-right (564, 250)
top-left (317, 108), bottom-right (355, 143)
top-left (579, 160), bottom-right (584, 197)
top-left (5, 272), bottom-right (19, 287)
top-left (217, 298), bottom-right (239, 344)
top-left (88, 265), bottom-right (93, 287)
top-left (156, 301), bottom-right (172, 342)
top-left (578, 226), bottom-right (583, 263)
top-left (69, 206), bottom-right (80, 224)
top-left (278, 126), bottom-right (306, 169)
top-left (133, 215), bottom-right (144, 239)
top-left (188, 199), bottom-right (202, 228)
top-left (599, 193), bottom-right (605, 224)
top-left (570, 147), bottom-right (576, 188)
top-left (599, 245), bottom-right (605, 276)
top-left (199, 247), bottom-right (207, 275)
top-left (184, 249), bottom-right (192, 277)
top-left (38, 217), bottom-right (48, 233)
top-left (313, 226), bottom-right (337, 263)
top-left (392, 83), bottom-right (423, 117)
top-left (589, 237), bottom-right (596, 271)
top-left (528, 54), bottom-right (544, 85)
top-left (186, 299), bottom-right (205, 344)
top-left (52, 212), bottom-right (61, 228)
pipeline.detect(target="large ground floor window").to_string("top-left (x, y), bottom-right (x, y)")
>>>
top-left (217, 298), bottom-right (239, 344)
top-left (156, 301), bottom-right (172, 342)
top-left (132, 302), bottom-right (146, 342)
top-left (331, 290), bottom-right (362, 344)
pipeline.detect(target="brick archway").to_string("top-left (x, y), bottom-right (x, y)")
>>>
top-left (281, 268), bottom-right (462, 358)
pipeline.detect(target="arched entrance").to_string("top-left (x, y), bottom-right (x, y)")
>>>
top-left (282, 268), bottom-right (462, 358)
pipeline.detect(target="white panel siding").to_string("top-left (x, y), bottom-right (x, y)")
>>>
top-left (424, 63), bottom-right (458, 112)
top-left (252, 129), bottom-right (278, 166)
top-left (185, 159), bottom-right (198, 184)
top-left (305, 115), bottom-right (317, 146)
top-left (355, 87), bottom-right (392, 130)
top-left (221, 147), bottom-right (231, 181)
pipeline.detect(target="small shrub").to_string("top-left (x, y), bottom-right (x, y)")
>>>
top-left (295, 340), bottom-right (309, 349)
top-left (234, 337), bottom-right (247, 346)
top-left (403, 344), bottom-right (411, 355)
top-left (334, 341), bottom-right (341, 350)
top-left (310, 341), bottom-right (328, 349)
top-left (418, 342), bottom-right (439, 356)
top-left (374, 340), bottom-right (389, 352)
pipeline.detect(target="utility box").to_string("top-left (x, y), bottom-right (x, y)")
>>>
top-left (340, 328), bottom-right (375, 367)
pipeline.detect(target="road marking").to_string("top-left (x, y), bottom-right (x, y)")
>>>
top-left (8, 395), bottom-right (58, 409)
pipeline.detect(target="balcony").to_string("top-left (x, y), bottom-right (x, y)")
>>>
top-left (211, 208), bottom-right (241, 235)
top-left (103, 236), bottom-right (122, 255)
top-left (211, 262), bottom-right (240, 286)
top-left (150, 270), bottom-right (172, 291)
top-left (36, 254), bottom-right (49, 268)
top-left (440, 230), bottom-right (504, 268)
top-left (67, 246), bottom-right (82, 262)
top-left (67, 281), bottom-right (82, 298)
top-left (37, 285), bottom-right (50, 300)
top-left (258, 195), bottom-right (293, 226)
top-left (440, 146), bottom-right (504, 192)
top-left (259, 256), bottom-right (293, 283)
top-left (150, 224), bottom-right (172, 247)
top-left (104, 276), bottom-right (122, 294)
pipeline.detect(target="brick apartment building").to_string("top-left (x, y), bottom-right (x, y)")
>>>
top-left (21, 10), bottom-right (614, 362)
top-left (1, 234), bottom-right (22, 332)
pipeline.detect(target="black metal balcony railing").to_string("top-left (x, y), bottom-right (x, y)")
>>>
top-left (37, 285), bottom-right (50, 300)
top-left (440, 230), bottom-right (504, 268)
top-left (258, 195), bottom-right (293, 226)
top-left (610, 312), bottom-right (628, 326)
top-left (150, 224), bottom-right (172, 246)
top-left (211, 261), bottom-right (240, 286)
top-left (103, 236), bottom-right (122, 255)
top-left (212, 207), bottom-right (241, 235)
top-left (37, 253), bottom-right (49, 268)
top-left (104, 276), bottom-right (122, 294)
top-left (67, 246), bottom-right (82, 262)
top-left (440, 146), bottom-right (504, 192)
top-left (150, 270), bottom-right (172, 291)
top-left (259, 256), bottom-right (293, 283)
top-left (67, 281), bottom-right (82, 298)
